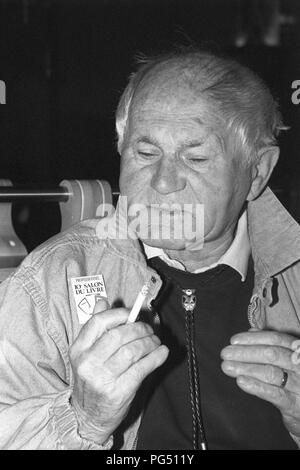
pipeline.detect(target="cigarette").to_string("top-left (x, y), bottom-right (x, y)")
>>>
top-left (127, 283), bottom-right (150, 323)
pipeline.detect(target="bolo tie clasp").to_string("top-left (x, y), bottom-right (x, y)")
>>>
top-left (181, 288), bottom-right (197, 312)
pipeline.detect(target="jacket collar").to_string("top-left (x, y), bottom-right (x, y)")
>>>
top-left (247, 186), bottom-right (300, 277)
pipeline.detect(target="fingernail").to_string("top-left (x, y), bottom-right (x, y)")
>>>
top-left (152, 335), bottom-right (161, 345)
top-left (231, 337), bottom-right (241, 345)
top-left (237, 376), bottom-right (250, 387)
top-left (221, 346), bottom-right (234, 359)
top-left (146, 324), bottom-right (154, 334)
top-left (230, 333), bottom-right (245, 344)
top-left (159, 345), bottom-right (169, 356)
top-left (222, 361), bottom-right (234, 372)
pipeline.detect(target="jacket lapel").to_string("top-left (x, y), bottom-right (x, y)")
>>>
top-left (248, 186), bottom-right (300, 278)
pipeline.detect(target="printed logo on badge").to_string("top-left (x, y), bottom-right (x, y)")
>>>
top-left (70, 274), bottom-right (107, 324)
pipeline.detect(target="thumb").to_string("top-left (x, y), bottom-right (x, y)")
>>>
top-left (93, 296), bottom-right (110, 314)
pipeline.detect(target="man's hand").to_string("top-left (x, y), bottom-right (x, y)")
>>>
top-left (69, 299), bottom-right (169, 445)
top-left (221, 330), bottom-right (300, 439)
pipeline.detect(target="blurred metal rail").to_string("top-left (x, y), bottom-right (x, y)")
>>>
top-left (0, 187), bottom-right (120, 203)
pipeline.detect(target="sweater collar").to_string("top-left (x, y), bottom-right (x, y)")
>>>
top-left (142, 210), bottom-right (250, 281)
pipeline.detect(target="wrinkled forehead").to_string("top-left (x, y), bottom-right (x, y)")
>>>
top-left (129, 64), bottom-right (222, 131)
top-left (135, 68), bottom-right (197, 105)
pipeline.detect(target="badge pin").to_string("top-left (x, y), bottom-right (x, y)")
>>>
top-left (70, 274), bottom-right (107, 324)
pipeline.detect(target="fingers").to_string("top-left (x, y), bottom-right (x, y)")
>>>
top-left (222, 361), bottom-right (283, 385)
top-left (121, 345), bottom-right (169, 392)
top-left (221, 360), bottom-right (300, 392)
top-left (221, 344), bottom-right (294, 372)
top-left (90, 321), bottom-right (154, 362)
top-left (230, 331), bottom-right (297, 350)
top-left (105, 334), bottom-right (161, 375)
top-left (72, 308), bottom-right (130, 351)
top-left (235, 376), bottom-right (296, 413)
top-left (220, 331), bottom-right (300, 422)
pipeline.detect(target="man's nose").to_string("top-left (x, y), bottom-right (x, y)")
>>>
top-left (150, 158), bottom-right (186, 195)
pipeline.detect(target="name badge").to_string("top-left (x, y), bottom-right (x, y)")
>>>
top-left (70, 274), bottom-right (107, 324)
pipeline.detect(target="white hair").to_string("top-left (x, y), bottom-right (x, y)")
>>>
top-left (116, 48), bottom-right (287, 164)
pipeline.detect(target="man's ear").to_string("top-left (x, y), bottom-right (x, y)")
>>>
top-left (246, 146), bottom-right (279, 201)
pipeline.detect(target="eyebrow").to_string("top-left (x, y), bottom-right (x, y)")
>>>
top-left (136, 137), bottom-right (160, 146)
top-left (180, 139), bottom-right (206, 149)
top-left (135, 136), bottom-right (206, 149)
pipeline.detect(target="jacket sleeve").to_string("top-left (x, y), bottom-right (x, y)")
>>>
top-left (0, 272), bottom-right (112, 450)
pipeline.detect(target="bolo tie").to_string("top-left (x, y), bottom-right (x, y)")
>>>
top-left (181, 287), bottom-right (207, 450)
top-left (154, 267), bottom-right (211, 451)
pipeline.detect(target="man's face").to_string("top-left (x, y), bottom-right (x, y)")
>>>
top-left (119, 82), bottom-right (253, 250)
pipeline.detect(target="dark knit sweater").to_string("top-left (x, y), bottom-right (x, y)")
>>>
top-left (136, 257), bottom-right (296, 450)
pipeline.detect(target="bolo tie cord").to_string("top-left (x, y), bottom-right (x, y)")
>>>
top-left (183, 293), bottom-right (207, 450)
top-left (152, 268), bottom-right (208, 450)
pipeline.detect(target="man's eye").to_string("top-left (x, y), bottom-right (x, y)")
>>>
top-left (137, 151), bottom-right (158, 159)
top-left (139, 152), bottom-right (153, 156)
top-left (183, 155), bottom-right (209, 169)
top-left (186, 156), bottom-right (208, 163)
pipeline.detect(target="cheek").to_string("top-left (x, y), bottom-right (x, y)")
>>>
top-left (119, 155), bottom-right (136, 189)
top-left (189, 166), bottom-right (228, 206)
top-left (194, 165), bottom-right (246, 223)
top-left (119, 158), bottom-right (150, 197)
top-left (207, 158), bottom-right (249, 199)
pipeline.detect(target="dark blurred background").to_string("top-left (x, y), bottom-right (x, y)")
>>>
top-left (0, 0), bottom-right (300, 250)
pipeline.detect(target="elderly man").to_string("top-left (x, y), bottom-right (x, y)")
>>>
top-left (0, 49), bottom-right (300, 450)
